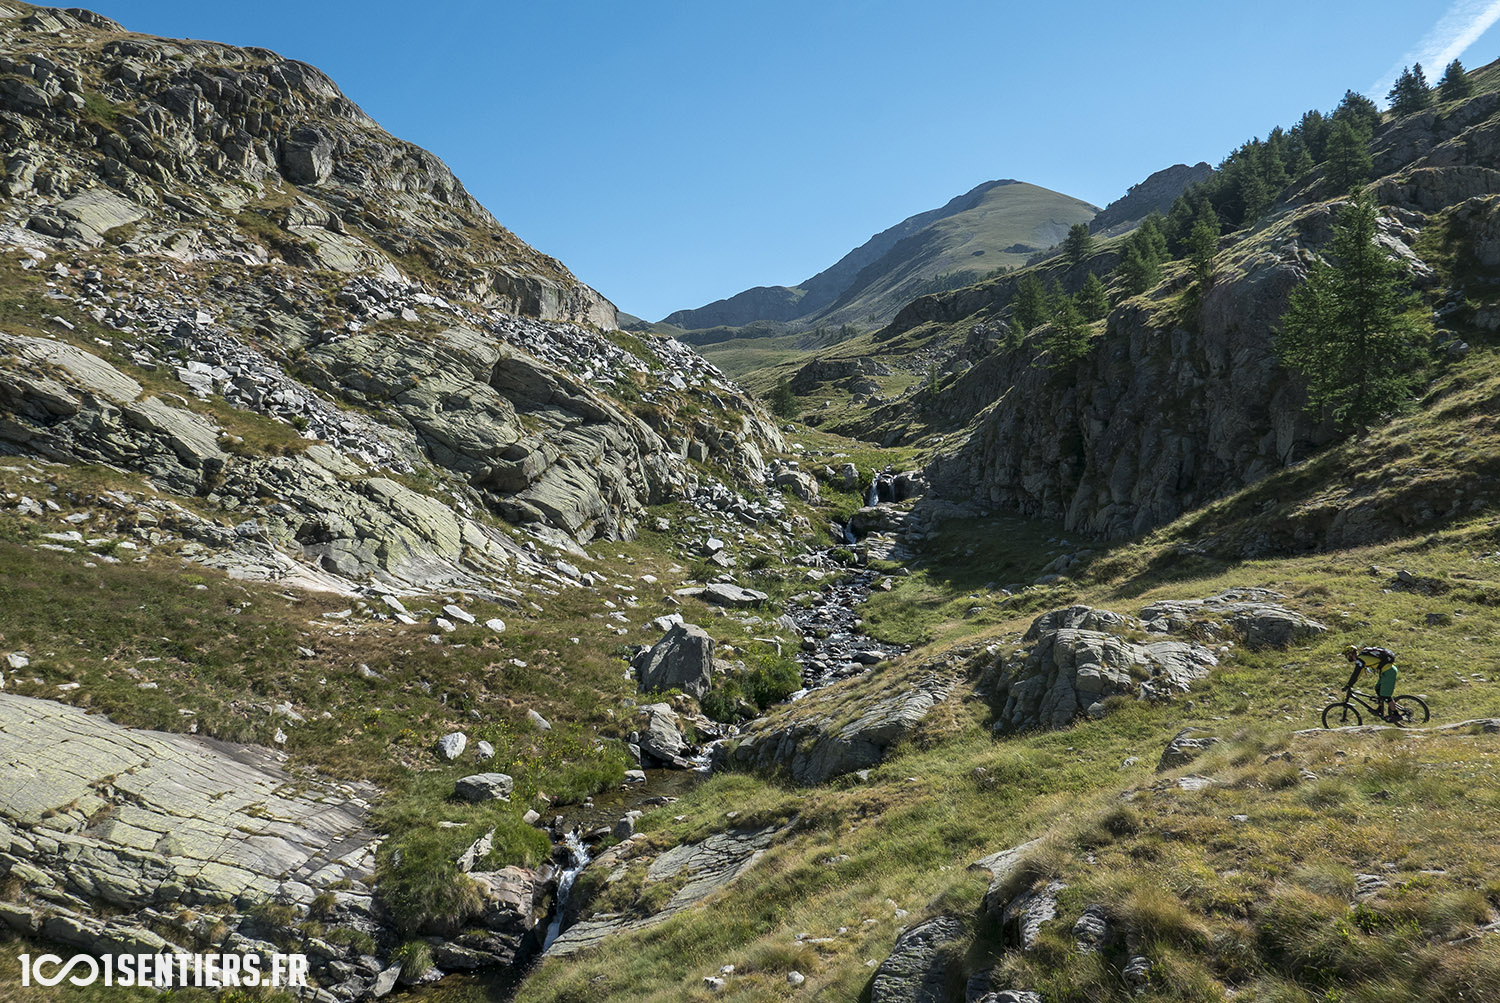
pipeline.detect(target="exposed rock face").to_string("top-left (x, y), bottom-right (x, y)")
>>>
top-left (1139, 588), bottom-right (1328, 647)
top-left (0, 693), bottom-right (384, 997)
top-left (0, 4), bottom-right (784, 586)
top-left (989, 617), bottom-right (1218, 734)
top-left (635, 623), bottom-right (716, 699)
top-left (719, 666), bottom-right (956, 785)
top-left (913, 90), bottom-right (1500, 549)
top-left (871, 915), bottom-right (965, 1003)
top-left (1158, 728), bottom-right (1220, 771)
top-left (789, 356), bottom-right (891, 394)
top-left (547, 823), bottom-right (781, 956)
top-left (925, 245), bottom-right (1329, 540)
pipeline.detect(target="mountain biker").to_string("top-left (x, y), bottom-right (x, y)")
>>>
top-left (1343, 644), bottom-right (1398, 721)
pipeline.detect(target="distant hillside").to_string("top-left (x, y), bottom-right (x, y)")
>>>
top-left (662, 180), bottom-right (1099, 330)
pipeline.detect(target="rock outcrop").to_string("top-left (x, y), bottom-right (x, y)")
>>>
top-left (909, 87), bottom-right (1500, 549)
top-left (546, 823), bottom-right (782, 956)
top-left (718, 661), bottom-right (958, 785)
top-left (988, 612), bottom-right (1218, 734)
top-left (871, 915), bottom-right (966, 1003)
top-left (0, 4), bottom-right (783, 594)
top-left (0, 695), bottom-right (364, 998)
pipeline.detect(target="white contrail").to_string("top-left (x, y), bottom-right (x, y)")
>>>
top-left (1371, 0), bottom-right (1500, 101)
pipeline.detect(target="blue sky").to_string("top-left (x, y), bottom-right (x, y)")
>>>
top-left (100, 2), bottom-right (1500, 321)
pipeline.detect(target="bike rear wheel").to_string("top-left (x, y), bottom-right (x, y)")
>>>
top-left (1322, 701), bottom-right (1362, 729)
top-left (1391, 694), bottom-right (1430, 726)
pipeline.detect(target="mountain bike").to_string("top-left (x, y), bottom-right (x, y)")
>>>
top-left (1321, 685), bottom-right (1430, 729)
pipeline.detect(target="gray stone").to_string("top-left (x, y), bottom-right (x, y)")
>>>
top-left (1072, 904), bottom-right (1113, 951)
top-left (1139, 589), bottom-right (1327, 648)
top-left (437, 732), bottom-right (468, 760)
top-left (372, 964), bottom-right (403, 997)
top-left (1158, 729), bottom-right (1220, 771)
top-left (989, 609), bottom-right (1218, 734)
top-left (637, 623), bottom-right (716, 699)
top-left (527, 708), bottom-right (551, 731)
top-left (871, 915), bottom-right (965, 1003)
top-left (454, 773), bottom-right (514, 802)
top-left (699, 583), bottom-right (768, 608)
top-left (998, 881), bottom-right (1066, 951)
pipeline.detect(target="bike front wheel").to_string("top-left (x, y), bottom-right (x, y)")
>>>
top-left (1391, 694), bottom-right (1430, 726)
top-left (1322, 701), bottom-right (1363, 729)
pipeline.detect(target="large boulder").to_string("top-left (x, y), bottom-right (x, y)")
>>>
top-left (871, 915), bottom-right (965, 1003)
top-left (636, 623), bottom-right (715, 699)
top-left (719, 669), bottom-right (955, 785)
top-left (1139, 589), bottom-right (1327, 647)
top-left (454, 773), bottom-right (515, 802)
top-left (633, 703), bottom-right (693, 769)
top-left (989, 623), bottom-right (1217, 734)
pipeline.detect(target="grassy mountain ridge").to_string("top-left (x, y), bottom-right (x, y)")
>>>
top-left (663, 180), bottom-right (1099, 331)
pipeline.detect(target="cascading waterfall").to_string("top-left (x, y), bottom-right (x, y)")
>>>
top-left (866, 480), bottom-right (879, 506)
top-left (540, 830), bottom-right (590, 953)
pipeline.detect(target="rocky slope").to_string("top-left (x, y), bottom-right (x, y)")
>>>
top-left (0, 2), bottom-right (784, 597)
top-left (662, 180), bottom-right (1098, 331)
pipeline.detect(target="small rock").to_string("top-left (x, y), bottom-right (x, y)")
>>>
top-left (528, 708), bottom-right (552, 731)
top-left (475, 740), bottom-right (495, 760)
top-left (437, 732), bottom-right (468, 760)
top-left (787, 970), bottom-right (806, 986)
top-left (485, 618), bottom-right (506, 633)
top-left (5, 653), bottom-right (28, 670)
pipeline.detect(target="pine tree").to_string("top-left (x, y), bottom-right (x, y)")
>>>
top-left (1063, 222), bottom-right (1093, 266)
top-left (1076, 272), bottom-right (1109, 321)
top-left (1439, 59), bottom-right (1472, 101)
top-left (1333, 89), bottom-right (1382, 135)
top-left (1187, 202), bottom-right (1220, 286)
top-left (1041, 296), bottom-right (1091, 367)
top-left (1387, 64), bottom-right (1433, 115)
top-left (770, 377), bottom-right (796, 418)
top-left (1237, 159), bottom-right (1272, 223)
top-left (1324, 118), bottom-right (1373, 190)
top-left (1295, 109), bottom-right (1330, 162)
top-left (1114, 215), bottom-right (1166, 295)
top-left (1292, 145), bottom-right (1315, 178)
top-left (1011, 273), bottom-right (1050, 332)
top-left (1275, 192), bottom-right (1426, 430)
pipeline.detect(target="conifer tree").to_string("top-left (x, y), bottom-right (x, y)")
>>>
top-left (1292, 145), bottom-right (1315, 178)
top-left (1041, 296), bottom-right (1091, 367)
top-left (1333, 89), bottom-right (1382, 136)
top-left (1439, 59), bottom-right (1472, 101)
top-left (1112, 216), bottom-right (1166, 295)
top-left (1387, 64), bottom-right (1433, 115)
top-left (1296, 109), bottom-right (1330, 161)
top-left (1011, 273), bottom-right (1050, 332)
top-left (1275, 192), bottom-right (1426, 430)
top-left (1076, 272), bottom-right (1109, 321)
top-left (1325, 118), bottom-right (1373, 190)
top-left (1063, 222), bottom-right (1094, 266)
top-left (769, 377), bottom-right (796, 418)
top-left (1187, 202), bottom-right (1220, 286)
